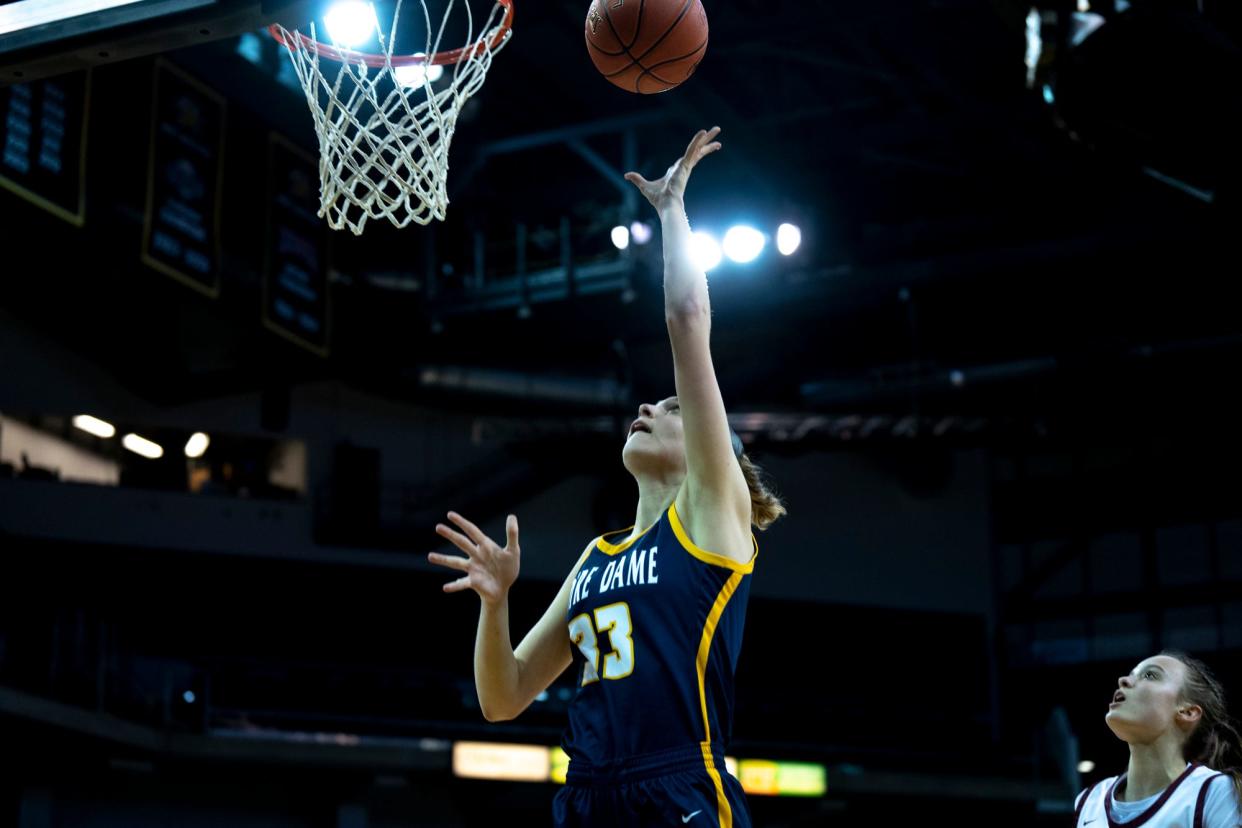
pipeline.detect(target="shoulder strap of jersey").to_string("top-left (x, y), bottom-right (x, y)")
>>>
top-left (1193, 772), bottom-right (1227, 828)
top-left (1076, 780), bottom-right (1103, 825)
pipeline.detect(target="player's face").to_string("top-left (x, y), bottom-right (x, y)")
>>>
top-left (1105, 655), bottom-right (1189, 743)
top-left (622, 396), bottom-right (686, 476)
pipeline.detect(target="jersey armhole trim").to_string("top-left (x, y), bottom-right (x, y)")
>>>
top-left (669, 501), bottom-right (757, 573)
top-left (1076, 780), bottom-right (1101, 825)
top-left (1193, 772), bottom-right (1227, 828)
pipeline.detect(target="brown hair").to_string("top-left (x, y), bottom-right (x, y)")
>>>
top-left (1162, 650), bottom-right (1242, 802)
top-left (739, 453), bottom-right (786, 531)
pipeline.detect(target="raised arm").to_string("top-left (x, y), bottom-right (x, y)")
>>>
top-left (626, 128), bottom-right (751, 531)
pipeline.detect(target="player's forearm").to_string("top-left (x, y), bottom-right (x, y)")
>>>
top-left (473, 597), bottom-right (522, 722)
top-left (658, 197), bottom-right (710, 319)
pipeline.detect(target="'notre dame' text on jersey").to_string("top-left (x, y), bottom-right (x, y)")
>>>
top-left (562, 501), bottom-right (757, 816)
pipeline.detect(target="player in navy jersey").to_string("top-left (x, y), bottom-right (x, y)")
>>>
top-left (1074, 651), bottom-right (1242, 827)
top-left (428, 127), bottom-right (785, 827)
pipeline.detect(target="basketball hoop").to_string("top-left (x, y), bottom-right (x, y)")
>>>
top-left (268, 0), bottom-right (513, 234)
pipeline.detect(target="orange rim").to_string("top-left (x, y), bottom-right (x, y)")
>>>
top-left (267, 0), bottom-right (513, 68)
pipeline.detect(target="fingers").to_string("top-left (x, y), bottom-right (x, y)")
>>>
top-left (435, 522), bottom-right (478, 557)
top-left (624, 171), bottom-right (651, 188)
top-left (442, 575), bottom-right (473, 593)
top-left (427, 551), bottom-right (469, 572)
top-left (683, 126), bottom-right (721, 160)
top-left (446, 511), bottom-right (488, 547)
top-left (505, 514), bottom-right (519, 550)
top-left (696, 126), bottom-right (721, 152)
top-left (683, 130), bottom-right (704, 159)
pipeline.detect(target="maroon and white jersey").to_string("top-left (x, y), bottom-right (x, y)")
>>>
top-left (1074, 764), bottom-right (1241, 828)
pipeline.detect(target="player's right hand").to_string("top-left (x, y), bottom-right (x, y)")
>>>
top-left (429, 511), bottom-right (521, 607)
top-left (624, 126), bottom-right (721, 210)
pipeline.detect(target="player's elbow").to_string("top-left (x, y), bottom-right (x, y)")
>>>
top-left (479, 700), bottom-right (515, 723)
top-left (479, 692), bottom-right (530, 722)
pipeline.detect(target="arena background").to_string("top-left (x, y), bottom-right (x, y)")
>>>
top-left (2, 0), bottom-right (1241, 824)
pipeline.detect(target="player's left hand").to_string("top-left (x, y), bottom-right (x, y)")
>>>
top-left (428, 511), bottom-right (521, 608)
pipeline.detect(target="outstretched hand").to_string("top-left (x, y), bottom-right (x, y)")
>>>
top-left (624, 126), bottom-right (721, 211)
top-left (428, 511), bottom-right (521, 607)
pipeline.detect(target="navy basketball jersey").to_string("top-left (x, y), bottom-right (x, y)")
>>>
top-left (562, 501), bottom-right (757, 785)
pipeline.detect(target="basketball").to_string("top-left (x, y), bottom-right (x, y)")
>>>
top-left (585, 0), bottom-right (709, 94)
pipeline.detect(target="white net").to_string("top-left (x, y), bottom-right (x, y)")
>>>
top-left (270, 0), bottom-right (512, 234)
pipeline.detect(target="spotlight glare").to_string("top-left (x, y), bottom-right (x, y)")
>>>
top-left (1078, 760), bottom-right (1095, 774)
top-left (73, 414), bottom-right (116, 439)
top-left (323, 0), bottom-right (378, 48)
top-left (394, 57), bottom-right (444, 89)
top-left (776, 223), bottom-right (802, 255)
top-left (722, 225), bottom-right (765, 264)
top-left (610, 225), bottom-right (630, 250)
top-left (629, 220), bottom-right (653, 245)
top-left (690, 231), bottom-right (722, 271)
top-left (184, 432), bottom-right (210, 459)
top-left (122, 433), bottom-right (164, 459)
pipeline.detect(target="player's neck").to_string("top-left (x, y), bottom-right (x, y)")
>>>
top-left (1122, 741), bottom-right (1190, 801)
top-left (629, 478), bottom-right (681, 542)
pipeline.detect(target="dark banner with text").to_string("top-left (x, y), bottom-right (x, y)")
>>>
top-left (263, 132), bottom-right (330, 357)
top-left (142, 60), bottom-right (225, 298)
top-left (0, 71), bottom-right (89, 225)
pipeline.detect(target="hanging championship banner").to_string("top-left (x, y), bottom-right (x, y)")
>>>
top-left (263, 132), bottom-right (330, 356)
top-left (142, 59), bottom-right (225, 298)
top-left (0, 70), bottom-right (89, 225)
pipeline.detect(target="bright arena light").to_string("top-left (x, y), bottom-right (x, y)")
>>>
top-left (323, 0), bottom-right (378, 47)
top-left (1078, 760), bottom-right (1096, 774)
top-left (690, 231), bottom-right (722, 271)
top-left (629, 220), bottom-right (653, 245)
top-left (73, 414), bottom-right (115, 438)
top-left (610, 225), bottom-right (630, 250)
top-left (184, 432), bottom-right (210, 459)
top-left (722, 225), bottom-right (765, 264)
top-left (776, 223), bottom-right (802, 256)
top-left (394, 57), bottom-right (444, 90)
top-left (122, 433), bottom-right (164, 459)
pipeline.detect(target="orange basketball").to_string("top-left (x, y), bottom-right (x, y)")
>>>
top-left (585, 0), bottom-right (709, 94)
